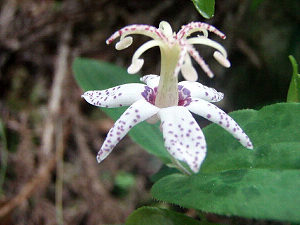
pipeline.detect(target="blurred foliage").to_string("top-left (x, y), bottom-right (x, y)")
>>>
top-left (191, 0), bottom-right (215, 19)
top-left (125, 206), bottom-right (203, 225)
top-left (287, 55), bottom-right (300, 102)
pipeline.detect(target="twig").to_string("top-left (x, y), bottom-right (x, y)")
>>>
top-left (0, 155), bottom-right (56, 218)
top-left (41, 23), bottom-right (72, 157)
top-left (0, 118), bottom-right (8, 195)
top-left (0, 0), bottom-right (17, 37)
top-left (55, 119), bottom-right (64, 225)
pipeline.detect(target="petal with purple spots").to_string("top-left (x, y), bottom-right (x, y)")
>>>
top-left (158, 106), bottom-right (207, 173)
top-left (179, 80), bottom-right (224, 102)
top-left (97, 99), bottom-right (159, 163)
top-left (187, 98), bottom-right (253, 149)
top-left (82, 83), bottom-right (146, 108)
top-left (140, 75), bottom-right (160, 89)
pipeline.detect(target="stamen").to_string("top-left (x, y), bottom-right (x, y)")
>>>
top-left (213, 51), bottom-right (231, 68)
top-left (127, 40), bottom-right (161, 74)
top-left (115, 36), bottom-right (133, 50)
top-left (127, 59), bottom-right (144, 74)
top-left (131, 40), bottom-right (160, 63)
top-left (181, 54), bottom-right (198, 82)
top-left (187, 36), bottom-right (228, 58)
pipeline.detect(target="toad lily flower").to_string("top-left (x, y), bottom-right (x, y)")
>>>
top-left (106, 21), bottom-right (230, 82)
top-left (82, 75), bottom-right (253, 173)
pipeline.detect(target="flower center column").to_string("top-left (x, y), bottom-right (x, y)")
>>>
top-left (155, 45), bottom-right (180, 108)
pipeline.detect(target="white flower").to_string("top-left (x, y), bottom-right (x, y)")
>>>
top-left (106, 21), bottom-right (230, 81)
top-left (82, 75), bottom-right (253, 173)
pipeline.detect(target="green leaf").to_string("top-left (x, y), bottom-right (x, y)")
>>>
top-left (125, 206), bottom-right (202, 225)
top-left (287, 55), bottom-right (300, 102)
top-left (150, 165), bottom-right (179, 183)
top-left (191, 0), bottom-right (215, 19)
top-left (152, 103), bottom-right (300, 222)
top-left (152, 169), bottom-right (300, 223)
top-left (201, 103), bottom-right (300, 173)
top-left (72, 58), bottom-right (171, 163)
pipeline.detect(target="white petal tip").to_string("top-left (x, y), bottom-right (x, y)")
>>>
top-left (213, 51), bottom-right (231, 68)
top-left (247, 144), bottom-right (254, 150)
top-left (115, 36), bottom-right (133, 50)
top-left (127, 58), bottom-right (144, 74)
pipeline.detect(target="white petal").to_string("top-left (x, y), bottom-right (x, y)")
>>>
top-left (97, 99), bottom-right (159, 163)
top-left (140, 74), bottom-right (160, 89)
top-left (82, 83), bottom-right (146, 108)
top-left (158, 106), bottom-right (207, 173)
top-left (179, 81), bottom-right (224, 102)
top-left (187, 99), bottom-right (253, 149)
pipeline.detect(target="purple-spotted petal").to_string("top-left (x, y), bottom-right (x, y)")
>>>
top-left (97, 99), bottom-right (159, 163)
top-left (140, 75), bottom-right (160, 89)
top-left (187, 99), bottom-right (253, 149)
top-left (158, 106), bottom-right (207, 173)
top-left (82, 83), bottom-right (146, 108)
top-left (179, 81), bottom-right (224, 102)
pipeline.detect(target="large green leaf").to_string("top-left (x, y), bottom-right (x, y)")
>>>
top-left (191, 0), bottom-right (215, 19)
top-left (287, 55), bottom-right (300, 102)
top-left (201, 103), bottom-right (300, 173)
top-left (72, 58), bottom-right (170, 162)
top-left (152, 169), bottom-right (300, 222)
top-left (152, 103), bottom-right (300, 222)
top-left (125, 207), bottom-right (203, 225)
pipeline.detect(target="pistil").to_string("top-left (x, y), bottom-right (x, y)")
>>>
top-left (155, 45), bottom-right (180, 108)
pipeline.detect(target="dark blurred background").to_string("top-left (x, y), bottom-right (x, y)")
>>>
top-left (0, 0), bottom-right (299, 224)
